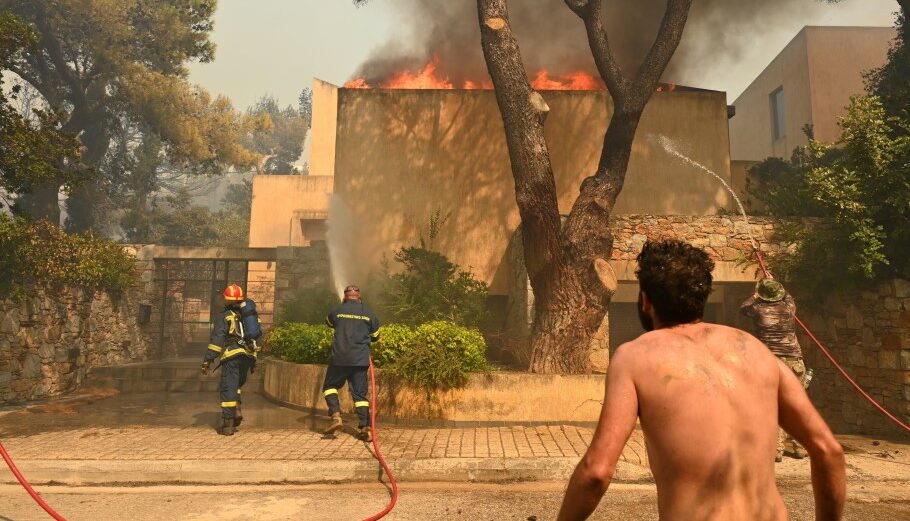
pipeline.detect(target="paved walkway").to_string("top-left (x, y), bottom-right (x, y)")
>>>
top-left (1, 379), bottom-right (907, 487)
top-left (1, 425), bottom-right (647, 465)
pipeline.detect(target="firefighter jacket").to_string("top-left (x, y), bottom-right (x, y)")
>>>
top-left (325, 300), bottom-right (380, 366)
top-left (205, 304), bottom-right (258, 363)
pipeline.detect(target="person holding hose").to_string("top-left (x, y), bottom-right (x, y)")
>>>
top-left (741, 277), bottom-right (809, 461)
top-left (322, 285), bottom-right (381, 441)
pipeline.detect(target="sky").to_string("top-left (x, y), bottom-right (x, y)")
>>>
top-left (187, 0), bottom-right (900, 111)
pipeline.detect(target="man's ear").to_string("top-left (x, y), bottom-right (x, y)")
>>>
top-left (640, 291), bottom-right (652, 312)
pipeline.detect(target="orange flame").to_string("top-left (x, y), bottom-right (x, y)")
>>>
top-left (345, 59), bottom-right (695, 92)
top-left (346, 57), bottom-right (608, 91)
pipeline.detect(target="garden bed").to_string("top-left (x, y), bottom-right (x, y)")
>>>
top-left (263, 358), bottom-right (605, 423)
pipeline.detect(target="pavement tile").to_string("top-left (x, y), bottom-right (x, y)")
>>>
top-left (0, 425), bottom-right (648, 466)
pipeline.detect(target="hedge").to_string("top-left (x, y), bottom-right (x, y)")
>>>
top-left (266, 320), bottom-right (488, 390)
top-left (0, 216), bottom-right (137, 297)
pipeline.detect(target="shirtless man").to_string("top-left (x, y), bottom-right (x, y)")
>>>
top-left (557, 240), bottom-right (845, 521)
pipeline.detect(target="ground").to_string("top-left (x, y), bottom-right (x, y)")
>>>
top-left (1, 481), bottom-right (909, 521)
top-left (0, 361), bottom-right (907, 520)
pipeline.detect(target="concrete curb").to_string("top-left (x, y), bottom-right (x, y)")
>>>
top-left (1, 458), bottom-right (654, 486)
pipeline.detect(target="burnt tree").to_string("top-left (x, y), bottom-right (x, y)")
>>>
top-left (477, 0), bottom-right (692, 373)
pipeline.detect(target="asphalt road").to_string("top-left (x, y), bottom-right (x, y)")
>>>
top-left (0, 480), bottom-right (908, 521)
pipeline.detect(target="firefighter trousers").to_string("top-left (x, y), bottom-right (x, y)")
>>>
top-left (322, 365), bottom-right (370, 427)
top-left (220, 355), bottom-right (254, 419)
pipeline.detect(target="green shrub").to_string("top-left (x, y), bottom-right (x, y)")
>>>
top-left (266, 323), bottom-right (333, 364)
top-left (0, 216), bottom-right (136, 297)
top-left (372, 323), bottom-right (416, 367)
top-left (269, 320), bottom-right (488, 391)
top-left (276, 284), bottom-right (340, 325)
top-left (374, 246), bottom-right (490, 329)
top-left (390, 321), bottom-right (488, 391)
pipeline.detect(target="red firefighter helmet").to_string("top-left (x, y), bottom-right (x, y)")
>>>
top-left (223, 283), bottom-right (244, 302)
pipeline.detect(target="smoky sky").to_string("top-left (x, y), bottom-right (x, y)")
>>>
top-left (351, 0), bottom-right (846, 87)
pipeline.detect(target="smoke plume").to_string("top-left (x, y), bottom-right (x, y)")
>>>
top-left (351, 0), bottom-right (857, 90)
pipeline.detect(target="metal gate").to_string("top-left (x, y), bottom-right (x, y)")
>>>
top-left (153, 257), bottom-right (276, 358)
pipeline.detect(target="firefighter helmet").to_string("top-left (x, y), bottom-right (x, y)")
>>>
top-left (223, 283), bottom-right (244, 302)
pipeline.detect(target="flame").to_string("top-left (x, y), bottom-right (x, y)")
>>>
top-left (345, 59), bottom-right (678, 93)
top-left (530, 70), bottom-right (603, 90)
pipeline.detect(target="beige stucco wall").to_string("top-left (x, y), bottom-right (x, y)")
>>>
top-left (805, 26), bottom-right (896, 143)
top-left (730, 26), bottom-right (894, 161)
top-left (330, 87), bottom-right (733, 294)
top-left (248, 175), bottom-right (333, 247)
top-left (309, 79), bottom-right (339, 176)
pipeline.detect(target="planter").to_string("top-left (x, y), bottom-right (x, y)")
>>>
top-left (263, 358), bottom-right (605, 423)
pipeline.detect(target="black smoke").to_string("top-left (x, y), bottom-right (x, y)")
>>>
top-left (351, 0), bottom-right (843, 88)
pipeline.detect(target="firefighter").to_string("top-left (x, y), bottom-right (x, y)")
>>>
top-left (201, 283), bottom-right (257, 436)
top-left (740, 277), bottom-right (808, 461)
top-left (322, 285), bottom-right (380, 441)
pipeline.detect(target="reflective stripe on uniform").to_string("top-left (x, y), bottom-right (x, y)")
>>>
top-left (221, 347), bottom-right (249, 360)
top-left (323, 388), bottom-right (338, 397)
top-left (237, 389), bottom-right (242, 395)
top-left (324, 316), bottom-right (333, 327)
top-left (226, 313), bottom-right (239, 336)
top-left (207, 344), bottom-right (223, 353)
top-left (370, 328), bottom-right (381, 340)
top-left (354, 401), bottom-right (370, 408)
top-left (221, 401), bottom-right (238, 407)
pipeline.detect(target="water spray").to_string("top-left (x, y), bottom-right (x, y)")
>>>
top-left (657, 135), bottom-right (910, 435)
top-left (655, 135), bottom-right (757, 250)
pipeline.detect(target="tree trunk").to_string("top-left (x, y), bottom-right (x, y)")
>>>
top-left (529, 110), bottom-right (637, 373)
top-left (479, 0), bottom-right (691, 373)
top-left (64, 119), bottom-right (110, 232)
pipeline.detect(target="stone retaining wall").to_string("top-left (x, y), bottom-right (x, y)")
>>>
top-left (798, 279), bottom-right (910, 437)
top-left (264, 359), bottom-right (604, 423)
top-left (274, 241), bottom-right (334, 314)
top-left (608, 214), bottom-right (790, 262)
top-left (0, 285), bottom-right (151, 403)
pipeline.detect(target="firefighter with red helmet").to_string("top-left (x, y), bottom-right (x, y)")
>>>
top-left (202, 283), bottom-right (258, 436)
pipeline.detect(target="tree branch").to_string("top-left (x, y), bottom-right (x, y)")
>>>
top-left (631, 0), bottom-right (693, 100)
top-left (34, 6), bottom-right (90, 116)
top-left (564, 0), bottom-right (630, 98)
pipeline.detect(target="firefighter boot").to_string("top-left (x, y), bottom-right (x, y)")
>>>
top-left (323, 412), bottom-right (343, 435)
top-left (359, 425), bottom-right (372, 442)
top-left (234, 403), bottom-right (243, 428)
top-left (220, 417), bottom-right (235, 436)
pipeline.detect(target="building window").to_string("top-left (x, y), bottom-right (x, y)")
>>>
top-left (770, 86), bottom-right (786, 141)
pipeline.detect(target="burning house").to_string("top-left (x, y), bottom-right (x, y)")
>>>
top-left (249, 72), bottom-right (767, 363)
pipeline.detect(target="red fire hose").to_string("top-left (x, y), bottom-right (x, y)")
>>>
top-left (361, 357), bottom-right (399, 520)
top-left (753, 249), bottom-right (910, 434)
top-left (0, 440), bottom-right (68, 520)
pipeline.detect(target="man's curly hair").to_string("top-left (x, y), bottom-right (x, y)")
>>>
top-left (636, 239), bottom-right (714, 325)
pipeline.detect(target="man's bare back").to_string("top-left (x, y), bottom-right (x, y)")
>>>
top-left (627, 322), bottom-right (785, 520)
top-left (557, 239), bottom-right (845, 521)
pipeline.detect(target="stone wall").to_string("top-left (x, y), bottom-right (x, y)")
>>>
top-left (798, 279), bottom-right (910, 437)
top-left (0, 285), bottom-right (151, 403)
top-left (274, 241), bottom-right (334, 316)
top-left (503, 214), bottom-right (791, 369)
top-left (608, 214), bottom-right (789, 262)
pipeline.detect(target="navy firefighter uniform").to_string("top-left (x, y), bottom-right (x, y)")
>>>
top-left (322, 285), bottom-right (380, 441)
top-left (201, 283), bottom-right (258, 436)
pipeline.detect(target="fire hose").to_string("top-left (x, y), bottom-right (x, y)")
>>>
top-left (753, 248), bottom-right (910, 435)
top-left (0, 440), bottom-right (67, 520)
top-left (360, 356), bottom-right (399, 521)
